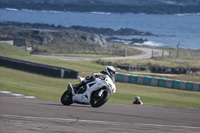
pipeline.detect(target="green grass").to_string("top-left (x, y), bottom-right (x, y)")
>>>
top-left (33, 42), bottom-right (141, 57)
top-left (1, 66), bottom-right (200, 108)
top-left (0, 43), bottom-right (105, 77)
top-left (95, 47), bottom-right (200, 82)
top-left (110, 82), bottom-right (200, 108)
top-left (19, 57), bottom-right (106, 77)
top-left (96, 57), bottom-right (200, 70)
top-left (96, 47), bottom-right (200, 68)
top-left (39, 53), bottom-right (118, 58)
top-left (0, 66), bottom-right (77, 100)
top-left (0, 43), bottom-right (30, 57)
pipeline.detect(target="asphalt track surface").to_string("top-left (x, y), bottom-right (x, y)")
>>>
top-left (0, 93), bottom-right (200, 133)
top-left (33, 47), bottom-right (169, 61)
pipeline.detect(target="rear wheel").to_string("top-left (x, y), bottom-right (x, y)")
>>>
top-left (90, 89), bottom-right (110, 107)
top-left (61, 90), bottom-right (73, 105)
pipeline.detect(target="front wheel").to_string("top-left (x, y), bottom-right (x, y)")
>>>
top-left (61, 90), bottom-right (73, 105)
top-left (90, 89), bottom-right (110, 108)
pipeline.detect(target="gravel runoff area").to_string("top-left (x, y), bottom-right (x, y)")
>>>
top-left (0, 92), bottom-right (200, 133)
top-left (33, 47), bottom-right (169, 61)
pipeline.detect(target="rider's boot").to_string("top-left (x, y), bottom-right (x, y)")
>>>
top-left (75, 76), bottom-right (93, 90)
top-left (78, 76), bottom-right (84, 83)
top-left (78, 76), bottom-right (90, 84)
top-left (67, 83), bottom-right (75, 96)
top-left (68, 76), bottom-right (93, 95)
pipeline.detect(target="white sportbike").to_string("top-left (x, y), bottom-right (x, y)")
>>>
top-left (61, 74), bottom-right (116, 107)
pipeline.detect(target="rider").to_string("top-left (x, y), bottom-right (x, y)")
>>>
top-left (68, 66), bottom-right (116, 96)
top-left (133, 96), bottom-right (143, 105)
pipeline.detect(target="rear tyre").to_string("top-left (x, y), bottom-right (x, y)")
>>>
top-left (61, 90), bottom-right (73, 105)
top-left (90, 89), bottom-right (110, 108)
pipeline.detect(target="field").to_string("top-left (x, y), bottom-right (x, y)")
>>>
top-left (1, 66), bottom-right (200, 108)
top-left (0, 43), bottom-right (200, 108)
top-left (96, 47), bottom-right (200, 82)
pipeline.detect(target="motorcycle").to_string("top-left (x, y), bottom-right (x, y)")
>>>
top-left (61, 74), bottom-right (116, 107)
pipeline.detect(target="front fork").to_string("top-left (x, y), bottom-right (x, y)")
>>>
top-left (98, 89), bottom-right (105, 97)
top-left (98, 87), bottom-right (112, 97)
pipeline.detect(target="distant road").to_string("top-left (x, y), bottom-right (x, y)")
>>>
top-left (33, 47), bottom-right (169, 61)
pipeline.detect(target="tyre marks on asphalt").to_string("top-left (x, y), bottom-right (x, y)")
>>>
top-left (0, 90), bottom-right (36, 98)
top-left (0, 93), bottom-right (200, 133)
top-left (1, 114), bottom-right (200, 133)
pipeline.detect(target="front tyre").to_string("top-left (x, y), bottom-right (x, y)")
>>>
top-left (61, 90), bottom-right (73, 105)
top-left (90, 89), bottom-right (110, 107)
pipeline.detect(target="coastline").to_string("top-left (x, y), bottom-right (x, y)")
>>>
top-left (1, 0), bottom-right (200, 14)
top-left (3, 8), bottom-right (200, 15)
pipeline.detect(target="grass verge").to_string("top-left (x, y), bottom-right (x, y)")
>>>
top-left (1, 66), bottom-right (200, 108)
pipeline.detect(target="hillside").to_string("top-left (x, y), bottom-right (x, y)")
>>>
top-left (0, 0), bottom-right (200, 14)
top-left (0, 25), bottom-right (108, 54)
top-left (0, 22), bottom-right (142, 56)
top-left (0, 43), bottom-right (30, 57)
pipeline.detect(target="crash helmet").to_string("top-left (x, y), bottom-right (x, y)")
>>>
top-left (135, 96), bottom-right (140, 101)
top-left (105, 66), bottom-right (116, 77)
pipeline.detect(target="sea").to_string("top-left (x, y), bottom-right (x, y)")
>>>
top-left (0, 8), bottom-right (200, 49)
